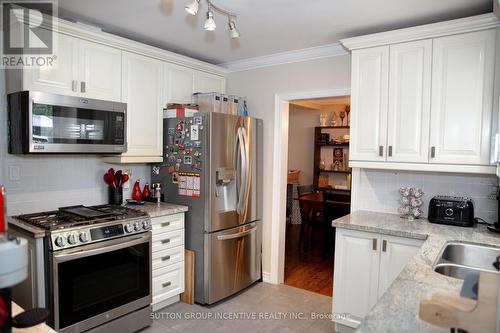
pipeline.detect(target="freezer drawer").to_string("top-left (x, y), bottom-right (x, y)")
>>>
top-left (206, 221), bottom-right (261, 304)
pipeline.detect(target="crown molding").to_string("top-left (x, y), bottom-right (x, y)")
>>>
top-left (341, 13), bottom-right (500, 51)
top-left (11, 7), bottom-right (228, 76)
top-left (219, 43), bottom-right (348, 72)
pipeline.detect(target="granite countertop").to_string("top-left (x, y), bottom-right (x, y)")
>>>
top-left (12, 302), bottom-right (56, 333)
top-left (127, 202), bottom-right (188, 218)
top-left (332, 210), bottom-right (500, 333)
top-left (7, 216), bottom-right (47, 238)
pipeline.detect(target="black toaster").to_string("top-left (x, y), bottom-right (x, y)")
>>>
top-left (428, 196), bottom-right (474, 227)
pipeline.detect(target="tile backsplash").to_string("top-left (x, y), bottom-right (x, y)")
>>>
top-left (355, 169), bottom-right (498, 223)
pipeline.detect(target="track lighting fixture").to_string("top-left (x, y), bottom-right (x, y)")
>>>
top-left (184, 0), bottom-right (239, 38)
top-left (184, 0), bottom-right (200, 15)
top-left (204, 6), bottom-right (216, 31)
top-left (228, 19), bottom-right (239, 39)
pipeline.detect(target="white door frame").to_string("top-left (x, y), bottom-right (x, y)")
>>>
top-left (269, 88), bottom-right (351, 284)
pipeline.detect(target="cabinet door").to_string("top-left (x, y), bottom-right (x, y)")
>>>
top-left (349, 46), bottom-right (389, 161)
top-left (79, 40), bottom-right (122, 101)
top-left (121, 52), bottom-right (164, 157)
top-left (165, 64), bottom-right (196, 104)
top-left (195, 71), bottom-right (226, 94)
top-left (387, 40), bottom-right (432, 163)
top-left (378, 235), bottom-right (423, 298)
top-left (429, 29), bottom-right (496, 165)
top-left (24, 33), bottom-right (79, 96)
top-left (333, 229), bottom-right (380, 324)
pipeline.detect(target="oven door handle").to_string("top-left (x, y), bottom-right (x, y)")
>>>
top-left (53, 233), bottom-right (151, 263)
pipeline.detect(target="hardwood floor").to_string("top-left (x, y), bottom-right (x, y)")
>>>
top-left (284, 223), bottom-right (333, 297)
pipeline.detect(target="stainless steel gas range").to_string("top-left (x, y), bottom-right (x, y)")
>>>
top-left (8, 205), bottom-right (153, 333)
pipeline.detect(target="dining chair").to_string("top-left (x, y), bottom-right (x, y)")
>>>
top-left (297, 184), bottom-right (314, 197)
top-left (323, 191), bottom-right (351, 259)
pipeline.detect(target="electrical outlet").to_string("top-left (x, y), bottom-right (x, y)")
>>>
top-left (8, 165), bottom-right (20, 181)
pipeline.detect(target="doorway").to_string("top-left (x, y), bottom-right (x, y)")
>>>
top-left (269, 88), bottom-right (351, 288)
top-left (283, 96), bottom-right (351, 296)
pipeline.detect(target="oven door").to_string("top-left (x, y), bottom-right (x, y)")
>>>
top-left (50, 232), bottom-right (151, 333)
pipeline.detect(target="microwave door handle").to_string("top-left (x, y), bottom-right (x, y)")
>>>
top-left (53, 233), bottom-right (150, 263)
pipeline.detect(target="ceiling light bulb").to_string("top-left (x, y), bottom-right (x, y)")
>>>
top-left (185, 0), bottom-right (199, 15)
top-left (204, 10), bottom-right (216, 31)
top-left (228, 20), bottom-right (239, 39)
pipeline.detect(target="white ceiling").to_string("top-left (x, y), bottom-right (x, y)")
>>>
top-left (55, 0), bottom-right (492, 64)
top-left (291, 97), bottom-right (351, 110)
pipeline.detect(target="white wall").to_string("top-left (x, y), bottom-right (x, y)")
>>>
top-left (0, 70), bottom-right (151, 216)
top-left (287, 105), bottom-right (320, 185)
top-left (227, 55), bottom-right (352, 275)
top-left (355, 168), bottom-right (498, 223)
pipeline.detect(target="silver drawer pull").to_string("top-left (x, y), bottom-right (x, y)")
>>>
top-left (161, 222), bottom-right (170, 227)
top-left (161, 255), bottom-right (171, 262)
top-left (162, 281), bottom-right (171, 288)
top-left (161, 239), bottom-right (170, 244)
top-left (81, 81), bottom-right (86, 93)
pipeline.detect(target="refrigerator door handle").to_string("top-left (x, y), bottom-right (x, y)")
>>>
top-left (239, 127), bottom-right (250, 215)
top-left (216, 225), bottom-right (256, 240)
top-left (235, 127), bottom-right (248, 214)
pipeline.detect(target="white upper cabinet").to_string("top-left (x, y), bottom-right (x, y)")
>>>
top-left (429, 29), bottom-right (496, 165)
top-left (13, 35), bottom-right (121, 101)
top-left (165, 64), bottom-right (196, 104)
top-left (387, 40), bottom-right (432, 163)
top-left (22, 33), bottom-right (79, 96)
top-left (195, 71), bottom-right (226, 94)
top-left (114, 52), bottom-right (164, 161)
top-left (78, 40), bottom-right (122, 102)
top-left (342, 14), bottom-right (499, 174)
top-left (349, 46), bottom-right (389, 162)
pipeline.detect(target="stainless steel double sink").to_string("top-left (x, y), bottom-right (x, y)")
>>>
top-left (433, 242), bottom-right (500, 279)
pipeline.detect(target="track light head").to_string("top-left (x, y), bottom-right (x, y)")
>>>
top-left (185, 0), bottom-right (200, 15)
top-left (228, 19), bottom-right (239, 39)
top-left (204, 10), bottom-right (216, 31)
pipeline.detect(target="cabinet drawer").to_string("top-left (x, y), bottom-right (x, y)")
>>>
top-left (152, 245), bottom-right (184, 271)
top-left (151, 213), bottom-right (184, 234)
top-left (152, 262), bottom-right (184, 304)
top-left (152, 229), bottom-right (184, 252)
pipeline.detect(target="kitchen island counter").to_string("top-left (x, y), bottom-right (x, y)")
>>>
top-left (332, 210), bottom-right (500, 333)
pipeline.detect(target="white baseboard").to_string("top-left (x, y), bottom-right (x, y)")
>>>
top-left (262, 271), bottom-right (272, 283)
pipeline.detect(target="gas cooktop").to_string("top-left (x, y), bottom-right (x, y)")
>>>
top-left (15, 205), bottom-right (148, 232)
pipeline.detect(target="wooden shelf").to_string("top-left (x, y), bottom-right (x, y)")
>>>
top-left (315, 126), bottom-right (350, 129)
top-left (316, 142), bottom-right (350, 147)
top-left (316, 169), bottom-right (352, 174)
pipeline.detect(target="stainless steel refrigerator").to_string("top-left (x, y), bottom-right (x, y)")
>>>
top-left (152, 112), bottom-right (263, 304)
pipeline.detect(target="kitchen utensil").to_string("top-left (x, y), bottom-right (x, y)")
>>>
top-left (114, 170), bottom-right (122, 188)
top-left (121, 173), bottom-right (130, 185)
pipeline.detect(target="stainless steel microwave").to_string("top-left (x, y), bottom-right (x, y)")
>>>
top-left (8, 91), bottom-right (127, 154)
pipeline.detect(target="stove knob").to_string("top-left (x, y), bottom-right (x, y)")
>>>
top-left (79, 233), bottom-right (89, 242)
top-left (55, 236), bottom-right (66, 247)
top-left (67, 234), bottom-right (77, 245)
top-left (142, 220), bottom-right (150, 230)
top-left (125, 224), bottom-right (134, 233)
top-left (134, 222), bottom-right (141, 231)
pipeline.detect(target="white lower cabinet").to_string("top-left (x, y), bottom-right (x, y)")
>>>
top-left (151, 213), bottom-right (185, 311)
top-left (332, 228), bottom-right (423, 331)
